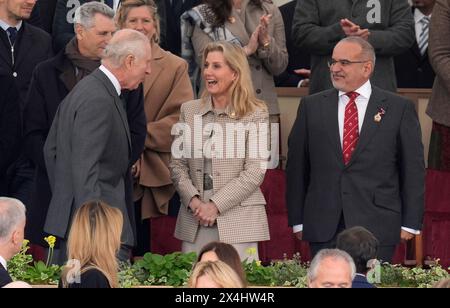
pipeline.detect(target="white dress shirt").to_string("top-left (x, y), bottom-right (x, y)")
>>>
top-left (0, 255), bottom-right (7, 271)
top-left (0, 19), bottom-right (22, 32)
top-left (99, 65), bottom-right (121, 96)
top-left (293, 81), bottom-right (420, 235)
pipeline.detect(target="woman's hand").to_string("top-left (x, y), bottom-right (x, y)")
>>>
top-left (258, 14), bottom-right (272, 46)
top-left (194, 201), bottom-right (219, 227)
top-left (244, 25), bottom-right (260, 56)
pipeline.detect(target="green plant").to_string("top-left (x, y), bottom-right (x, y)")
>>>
top-left (8, 239), bottom-right (61, 285)
top-left (133, 252), bottom-right (197, 287)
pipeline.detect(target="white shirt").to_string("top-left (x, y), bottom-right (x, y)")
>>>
top-left (0, 19), bottom-right (22, 32)
top-left (414, 9), bottom-right (431, 45)
top-left (0, 255), bottom-right (7, 271)
top-left (293, 81), bottom-right (420, 235)
top-left (99, 65), bottom-right (121, 96)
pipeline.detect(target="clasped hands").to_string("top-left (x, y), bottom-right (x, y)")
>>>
top-left (244, 14), bottom-right (273, 56)
top-left (189, 196), bottom-right (219, 227)
top-left (340, 18), bottom-right (370, 40)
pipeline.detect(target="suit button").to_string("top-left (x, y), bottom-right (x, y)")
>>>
top-left (256, 89), bottom-right (262, 94)
top-left (417, 68), bottom-right (423, 73)
top-left (12, 72), bottom-right (17, 77)
top-left (255, 65), bottom-right (261, 71)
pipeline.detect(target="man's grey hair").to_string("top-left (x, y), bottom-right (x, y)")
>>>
top-left (307, 248), bottom-right (356, 282)
top-left (339, 36), bottom-right (376, 66)
top-left (102, 29), bottom-right (150, 68)
top-left (74, 2), bottom-right (115, 29)
top-left (0, 197), bottom-right (26, 242)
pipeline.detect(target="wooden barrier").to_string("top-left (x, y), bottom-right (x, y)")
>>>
top-left (276, 88), bottom-right (433, 169)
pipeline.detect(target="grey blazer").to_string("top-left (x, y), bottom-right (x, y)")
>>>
top-left (428, 0), bottom-right (450, 127)
top-left (43, 69), bottom-right (134, 245)
top-left (292, 0), bottom-right (415, 94)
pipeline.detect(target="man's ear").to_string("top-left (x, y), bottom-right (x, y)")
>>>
top-left (11, 229), bottom-right (19, 246)
top-left (124, 54), bottom-right (134, 70)
top-left (75, 24), bottom-right (84, 40)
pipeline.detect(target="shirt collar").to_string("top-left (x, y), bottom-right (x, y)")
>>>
top-left (0, 255), bottom-right (7, 270)
top-left (0, 19), bottom-right (23, 32)
top-left (199, 96), bottom-right (235, 117)
top-left (338, 80), bottom-right (372, 100)
top-left (414, 9), bottom-right (431, 24)
top-left (99, 65), bottom-right (121, 96)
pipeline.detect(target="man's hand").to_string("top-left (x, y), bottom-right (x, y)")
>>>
top-left (401, 229), bottom-right (415, 241)
top-left (131, 159), bottom-right (140, 178)
top-left (340, 19), bottom-right (370, 40)
top-left (294, 231), bottom-right (303, 241)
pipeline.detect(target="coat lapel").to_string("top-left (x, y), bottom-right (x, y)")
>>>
top-left (0, 30), bottom-right (11, 66)
top-left (15, 23), bottom-right (33, 68)
top-left (346, 87), bottom-right (388, 167)
top-left (322, 89), bottom-right (344, 166)
top-left (93, 69), bottom-right (131, 150)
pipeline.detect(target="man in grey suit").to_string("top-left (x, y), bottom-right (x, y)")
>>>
top-left (292, 0), bottom-right (415, 94)
top-left (44, 29), bottom-right (152, 263)
top-left (286, 37), bottom-right (425, 263)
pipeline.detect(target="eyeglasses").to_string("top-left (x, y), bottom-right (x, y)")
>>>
top-left (328, 59), bottom-right (371, 67)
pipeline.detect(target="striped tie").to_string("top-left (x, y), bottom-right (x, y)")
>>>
top-left (343, 92), bottom-right (360, 165)
top-left (418, 16), bottom-right (430, 56)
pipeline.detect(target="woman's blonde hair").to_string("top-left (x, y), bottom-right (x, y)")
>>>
top-left (61, 201), bottom-right (123, 288)
top-left (116, 0), bottom-right (160, 43)
top-left (201, 41), bottom-right (267, 118)
top-left (188, 260), bottom-right (245, 288)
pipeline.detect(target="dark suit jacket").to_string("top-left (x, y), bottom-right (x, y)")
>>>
top-left (0, 22), bottom-right (52, 108)
top-left (29, 0), bottom-right (58, 34)
top-left (161, 0), bottom-right (200, 56)
top-left (43, 69), bottom-right (135, 246)
top-left (23, 51), bottom-right (146, 246)
top-left (0, 72), bottom-right (21, 195)
top-left (274, 0), bottom-right (310, 87)
top-left (292, 0), bottom-right (415, 94)
top-left (394, 8), bottom-right (435, 88)
top-left (352, 274), bottom-right (376, 288)
top-left (286, 86), bottom-right (425, 245)
top-left (0, 263), bottom-right (13, 288)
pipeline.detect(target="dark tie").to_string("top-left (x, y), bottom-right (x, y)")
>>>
top-left (343, 92), bottom-right (360, 165)
top-left (104, 0), bottom-right (114, 9)
top-left (119, 93), bottom-right (127, 110)
top-left (6, 27), bottom-right (18, 45)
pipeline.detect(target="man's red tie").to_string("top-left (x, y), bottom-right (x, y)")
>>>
top-left (343, 92), bottom-right (360, 165)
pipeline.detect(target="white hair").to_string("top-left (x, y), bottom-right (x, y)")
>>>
top-left (308, 248), bottom-right (356, 282)
top-left (74, 2), bottom-right (115, 29)
top-left (339, 36), bottom-right (376, 66)
top-left (102, 29), bottom-right (150, 68)
top-left (0, 197), bottom-right (26, 242)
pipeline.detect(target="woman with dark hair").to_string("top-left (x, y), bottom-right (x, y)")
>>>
top-left (181, 0), bottom-right (288, 118)
top-left (197, 241), bottom-right (247, 286)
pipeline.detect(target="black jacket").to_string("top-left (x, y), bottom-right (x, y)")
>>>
top-left (0, 72), bottom-right (21, 194)
top-left (0, 263), bottom-right (13, 288)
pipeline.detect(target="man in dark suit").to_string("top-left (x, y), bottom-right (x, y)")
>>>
top-left (286, 37), bottom-right (425, 263)
top-left (0, 0), bottom-right (53, 210)
top-left (292, 0), bottom-right (415, 94)
top-left (274, 0), bottom-right (310, 88)
top-left (24, 2), bottom-right (146, 252)
top-left (43, 29), bottom-right (151, 264)
top-left (28, 0), bottom-right (58, 33)
top-left (337, 226), bottom-right (378, 288)
top-left (0, 72), bottom-right (20, 196)
top-left (0, 197), bottom-right (26, 288)
top-left (161, 0), bottom-right (200, 56)
top-left (395, 0), bottom-right (436, 88)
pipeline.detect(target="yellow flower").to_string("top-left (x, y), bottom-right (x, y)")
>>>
top-left (44, 235), bottom-right (56, 249)
top-left (256, 261), bottom-right (262, 267)
top-left (245, 247), bottom-right (257, 256)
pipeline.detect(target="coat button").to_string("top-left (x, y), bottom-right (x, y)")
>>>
top-left (256, 89), bottom-right (261, 94)
top-left (12, 72), bottom-right (17, 77)
top-left (255, 65), bottom-right (261, 70)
